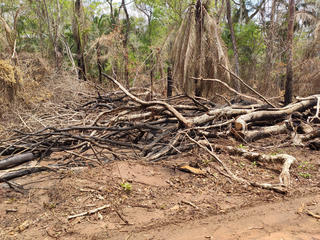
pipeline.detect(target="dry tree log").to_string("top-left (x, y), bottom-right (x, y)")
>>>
top-left (0, 166), bottom-right (53, 182)
top-left (235, 95), bottom-right (319, 131)
top-left (0, 153), bottom-right (39, 170)
top-left (0, 82), bottom-right (318, 194)
top-left (239, 122), bottom-right (289, 142)
top-left (292, 129), bottom-right (320, 146)
top-left (208, 143), bottom-right (296, 187)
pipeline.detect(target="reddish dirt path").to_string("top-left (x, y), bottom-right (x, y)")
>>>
top-left (1, 150), bottom-right (319, 240)
top-left (123, 194), bottom-right (320, 240)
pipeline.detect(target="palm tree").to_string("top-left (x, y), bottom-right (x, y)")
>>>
top-left (172, 0), bottom-right (231, 98)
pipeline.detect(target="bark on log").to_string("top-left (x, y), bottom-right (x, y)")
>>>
top-left (0, 167), bottom-right (51, 182)
top-left (0, 153), bottom-right (38, 170)
top-left (192, 107), bottom-right (252, 125)
top-left (292, 129), bottom-right (320, 146)
top-left (235, 96), bottom-right (318, 131)
top-left (308, 140), bottom-right (320, 150)
top-left (241, 123), bottom-right (289, 142)
top-left (209, 143), bottom-right (296, 187)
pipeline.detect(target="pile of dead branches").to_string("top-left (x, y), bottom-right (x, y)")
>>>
top-left (1, 74), bottom-right (319, 194)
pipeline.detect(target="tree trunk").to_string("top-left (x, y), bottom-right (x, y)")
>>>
top-left (226, 0), bottom-right (241, 92)
top-left (266, 0), bottom-right (277, 73)
top-left (167, 66), bottom-right (173, 97)
top-left (97, 41), bottom-right (102, 83)
top-left (121, 0), bottom-right (130, 88)
top-left (284, 0), bottom-right (295, 105)
top-left (73, 0), bottom-right (87, 81)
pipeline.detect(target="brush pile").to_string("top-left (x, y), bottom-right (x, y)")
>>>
top-left (0, 74), bottom-right (319, 194)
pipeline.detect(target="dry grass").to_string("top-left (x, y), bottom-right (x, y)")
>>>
top-left (295, 57), bottom-right (320, 96)
top-left (0, 59), bottom-right (23, 116)
top-left (0, 53), bottom-right (95, 138)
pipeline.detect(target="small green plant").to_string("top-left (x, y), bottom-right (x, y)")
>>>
top-left (252, 161), bottom-right (257, 166)
top-left (238, 144), bottom-right (246, 149)
top-left (120, 182), bottom-right (132, 192)
top-left (299, 172), bottom-right (311, 179)
top-left (298, 161), bottom-right (313, 170)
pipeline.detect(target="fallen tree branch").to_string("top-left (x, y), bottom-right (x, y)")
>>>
top-left (67, 204), bottom-right (111, 220)
top-left (0, 166), bottom-right (54, 182)
top-left (219, 63), bottom-right (276, 108)
top-left (207, 143), bottom-right (296, 187)
top-left (192, 137), bottom-right (290, 192)
top-left (235, 96), bottom-right (318, 131)
top-left (0, 153), bottom-right (39, 170)
top-left (241, 122), bottom-right (289, 142)
top-left (102, 72), bottom-right (193, 128)
top-left (192, 77), bottom-right (263, 104)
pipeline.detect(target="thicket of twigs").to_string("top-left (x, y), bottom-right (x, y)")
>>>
top-left (0, 70), bottom-right (319, 194)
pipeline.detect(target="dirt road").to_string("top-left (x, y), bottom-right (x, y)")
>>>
top-left (1, 154), bottom-right (319, 240)
top-left (123, 194), bottom-right (320, 240)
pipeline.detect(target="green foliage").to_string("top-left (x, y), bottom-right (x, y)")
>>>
top-left (298, 172), bottom-right (311, 179)
top-left (237, 144), bottom-right (247, 149)
top-left (298, 161), bottom-right (314, 171)
top-left (120, 182), bottom-right (132, 192)
top-left (222, 21), bottom-right (265, 66)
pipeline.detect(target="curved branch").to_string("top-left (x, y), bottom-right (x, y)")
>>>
top-left (102, 73), bottom-right (193, 128)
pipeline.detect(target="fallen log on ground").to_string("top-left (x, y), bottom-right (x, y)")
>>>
top-left (0, 77), bottom-right (319, 194)
top-left (0, 153), bottom-right (39, 170)
top-left (235, 96), bottom-right (318, 131)
top-left (0, 166), bottom-right (53, 182)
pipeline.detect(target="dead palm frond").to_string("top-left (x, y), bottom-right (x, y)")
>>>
top-left (172, 0), bottom-right (231, 98)
top-left (295, 9), bottom-right (320, 58)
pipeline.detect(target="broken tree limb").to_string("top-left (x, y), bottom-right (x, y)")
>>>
top-left (241, 122), bottom-right (289, 142)
top-left (192, 106), bottom-right (253, 125)
top-left (67, 204), bottom-right (111, 220)
top-left (0, 166), bottom-right (53, 182)
top-left (307, 95), bottom-right (320, 123)
top-left (189, 135), bottom-right (287, 193)
top-left (207, 144), bottom-right (296, 187)
top-left (0, 153), bottom-right (39, 170)
top-left (218, 63), bottom-right (276, 108)
top-left (192, 77), bottom-right (263, 104)
top-left (292, 129), bottom-right (320, 146)
top-left (235, 96), bottom-right (318, 131)
top-left (102, 72), bottom-right (193, 128)
top-left (147, 133), bottom-right (182, 161)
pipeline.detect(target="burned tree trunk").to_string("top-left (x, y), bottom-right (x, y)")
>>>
top-left (167, 66), bottom-right (173, 97)
top-left (97, 41), bottom-right (103, 83)
top-left (121, 0), bottom-right (130, 88)
top-left (73, 0), bottom-right (87, 81)
top-left (284, 0), bottom-right (295, 105)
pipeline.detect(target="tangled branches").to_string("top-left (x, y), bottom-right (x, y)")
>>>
top-left (1, 75), bottom-right (319, 194)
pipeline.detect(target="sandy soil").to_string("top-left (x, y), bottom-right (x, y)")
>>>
top-left (0, 145), bottom-right (320, 240)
